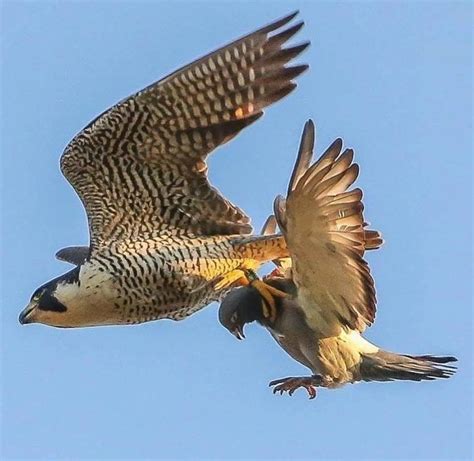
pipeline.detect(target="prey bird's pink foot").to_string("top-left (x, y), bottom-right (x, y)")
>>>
top-left (269, 376), bottom-right (323, 400)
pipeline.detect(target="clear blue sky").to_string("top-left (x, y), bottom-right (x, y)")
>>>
top-left (1, 2), bottom-right (472, 459)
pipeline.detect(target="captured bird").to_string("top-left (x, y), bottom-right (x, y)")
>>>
top-left (219, 120), bottom-right (457, 398)
top-left (19, 12), bottom-right (310, 328)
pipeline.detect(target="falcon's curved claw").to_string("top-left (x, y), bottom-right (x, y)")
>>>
top-left (244, 269), bottom-right (288, 298)
top-left (269, 376), bottom-right (322, 400)
top-left (242, 269), bottom-right (288, 323)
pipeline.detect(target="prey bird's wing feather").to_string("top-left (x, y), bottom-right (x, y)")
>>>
top-left (261, 214), bottom-right (292, 274)
top-left (60, 12), bottom-right (309, 250)
top-left (278, 120), bottom-right (382, 335)
top-left (287, 119), bottom-right (314, 196)
top-left (260, 215), bottom-right (278, 235)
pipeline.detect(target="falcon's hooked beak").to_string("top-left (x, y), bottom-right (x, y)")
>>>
top-left (19, 301), bottom-right (36, 325)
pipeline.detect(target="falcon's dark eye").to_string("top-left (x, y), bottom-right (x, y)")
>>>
top-left (31, 287), bottom-right (45, 302)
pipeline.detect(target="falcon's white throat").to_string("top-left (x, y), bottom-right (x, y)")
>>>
top-left (52, 262), bottom-right (119, 327)
top-left (23, 262), bottom-right (120, 328)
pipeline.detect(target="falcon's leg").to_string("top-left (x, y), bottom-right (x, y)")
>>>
top-left (213, 270), bottom-right (247, 291)
top-left (269, 375), bottom-right (324, 400)
top-left (245, 269), bottom-right (288, 299)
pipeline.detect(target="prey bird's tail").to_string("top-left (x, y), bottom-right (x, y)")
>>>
top-left (360, 350), bottom-right (457, 382)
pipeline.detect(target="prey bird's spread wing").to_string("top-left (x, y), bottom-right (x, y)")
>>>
top-left (274, 120), bottom-right (383, 335)
top-left (60, 12), bottom-right (308, 250)
top-left (260, 215), bottom-right (292, 276)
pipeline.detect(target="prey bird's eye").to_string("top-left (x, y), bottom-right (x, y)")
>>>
top-left (230, 312), bottom-right (238, 324)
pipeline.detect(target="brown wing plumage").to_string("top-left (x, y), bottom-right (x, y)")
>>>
top-left (260, 215), bottom-right (278, 235)
top-left (60, 12), bottom-right (309, 249)
top-left (275, 120), bottom-right (383, 335)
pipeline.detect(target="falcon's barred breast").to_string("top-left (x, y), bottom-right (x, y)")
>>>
top-left (19, 12), bottom-right (309, 328)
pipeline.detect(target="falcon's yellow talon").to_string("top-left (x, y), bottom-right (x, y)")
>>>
top-left (246, 276), bottom-right (287, 324)
top-left (261, 282), bottom-right (288, 299)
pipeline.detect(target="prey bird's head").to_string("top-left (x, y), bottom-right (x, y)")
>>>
top-left (19, 267), bottom-right (80, 327)
top-left (218, 286), bottom-right (264, 340)
top-left (219, 277), bottom-right (297, 339)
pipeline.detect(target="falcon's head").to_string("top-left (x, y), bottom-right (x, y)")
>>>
top-left (218, 285), bottom-right (264, 340)
top-left (19, 267), bottom-right (80, 327)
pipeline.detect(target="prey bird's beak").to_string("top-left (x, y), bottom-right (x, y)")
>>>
top-left (232, 325), bottom-right (245, 340)
top-left (19, 303), bottom-right (35, 325)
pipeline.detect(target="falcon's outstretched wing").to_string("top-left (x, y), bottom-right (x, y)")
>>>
top-left (60, 12), bottom-right (308, 250)
top-left (274, 120), bottom-right (383, 336)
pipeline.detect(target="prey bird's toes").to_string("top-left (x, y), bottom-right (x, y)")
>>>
top-left (268, 376), bottom-right (292, 386)
top-left (269, 376), bottom-right (320, 400)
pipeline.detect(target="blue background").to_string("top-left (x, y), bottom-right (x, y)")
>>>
top-left (2, 2), bottom-right (472, 459)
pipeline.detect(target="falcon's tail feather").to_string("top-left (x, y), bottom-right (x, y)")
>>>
top-left (360, 350), bottom-right (457, 382)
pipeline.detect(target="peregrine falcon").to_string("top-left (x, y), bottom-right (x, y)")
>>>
top-left (19, 12), bottom-right (309, 328)
top-left (219, 120), bottom-right (457, 398)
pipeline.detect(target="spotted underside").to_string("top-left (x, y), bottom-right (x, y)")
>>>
top-left (56, 12), bottom-right (308, 322)
top-left (83, 233), bottom-right (286, 322)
